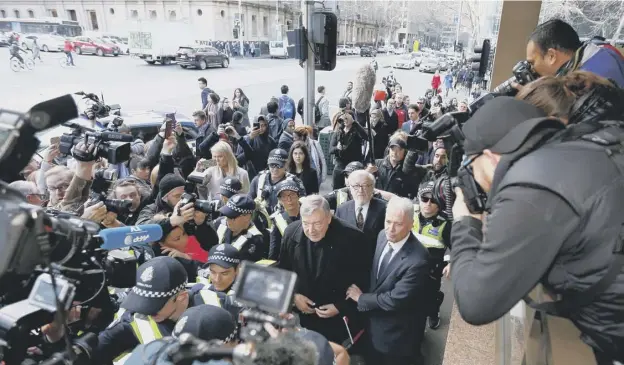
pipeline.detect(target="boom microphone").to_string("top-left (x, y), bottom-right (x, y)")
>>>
top-left (99, 224), bottom-right (163, 250)
top-left (352, 64), bottom-right (377, 113)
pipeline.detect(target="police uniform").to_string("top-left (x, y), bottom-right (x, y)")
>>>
top-left (208, 177), bottom-right (243, 221)
top-left (213, 194), bottom-right (267, 261)
top-left (96, 257), bottom-right (240, 365)
top-left (269, 180), bottom-right (302, 260)
top-left (248, 149), bottom-right (306, 222)
top-left (195, 243), bottom-right (241, 292)
top-left (413, 182), bottom-right (450, 329)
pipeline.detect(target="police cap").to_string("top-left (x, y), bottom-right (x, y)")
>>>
top-left (219, 194), bottom-right (255, 218)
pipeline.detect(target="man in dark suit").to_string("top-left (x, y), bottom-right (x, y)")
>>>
top-left (278, 195), bottom-right (367, 343)
top-left (346, 196), bottom-right (430, 365)
top-left (335, 170), bottom-right (387, 271)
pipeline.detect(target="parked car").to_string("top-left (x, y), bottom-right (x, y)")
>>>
top-left (0, 32), bottom-right (8, 47)
top-left (176, 45), bottom-right (230, 70)
top-left (393, 47), bottom-right (406, 55)
top-left (337, 45), bottom-right (349, 56)
top-left (377, 46), bottom-right (387, 53)
top-left (419, 57), bottom-right (440, 73)
top-left (21, 34), bottom-right (65, 52)
top-left (360, 46), bottom-right (377, 57)
top-left (111, 39), bottom-right (129, 54)
top-left (352, 46), bottom-right (361, 55)
top-left (347, 46), bottom-right (358, 55)
top-left (411, 51), bottom-right (424, 66)
top-left (394, 54), bottom-right (416, 69)
top-left (72, 36), bottom-right (121, 56)
top-left (438, 60), bottom-right (449, 71)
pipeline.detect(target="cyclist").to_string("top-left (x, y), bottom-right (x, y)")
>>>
top-left (9, 41), bottom-right (27, 67)
top-left (63, 39), bottom-right (75, 66)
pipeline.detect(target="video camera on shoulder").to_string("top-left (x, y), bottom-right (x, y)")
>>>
top-left (59, 123), bottom-right (133, 164)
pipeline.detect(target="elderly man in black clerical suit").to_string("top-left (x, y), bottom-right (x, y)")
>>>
top-left (346, 196), bottom-right (430, 365)
top-left (335, 169), bottom-right (387, 272)
top-left (278, 195), bottom-right (367, 343)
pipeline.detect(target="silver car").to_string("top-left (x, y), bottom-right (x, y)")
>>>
top-left (419, 58), bottom-right (439, 73)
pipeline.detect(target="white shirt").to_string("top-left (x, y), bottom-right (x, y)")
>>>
top-left (377, 233), bottom-right (410, 276)
top-left (354, 201), bottom-right (370, 225)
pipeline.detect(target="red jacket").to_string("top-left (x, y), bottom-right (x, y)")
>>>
top-left (64, 41), bottom-right (73, 52)
top-left (431, 74), bottom-right (442, 91)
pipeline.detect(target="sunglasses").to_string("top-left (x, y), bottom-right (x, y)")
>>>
top-left (268, 164), bottom-right (283, 169)
top-left (420, 196), bottom-right (435, 203)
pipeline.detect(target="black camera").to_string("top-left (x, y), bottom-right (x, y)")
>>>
top-left (492, 60), bottom-right (539, 96)
top-left (179, 172), bottom-right (215, 215)
top-left (39, 332), bottom-right (98, 365)
top-left (59, 125), bottom-right (133, 164)
top-left (89, 168), bottom-right (132, 215)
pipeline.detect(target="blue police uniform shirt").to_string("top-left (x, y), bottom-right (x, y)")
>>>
top-left (124, 339), bottom-right (231, 365)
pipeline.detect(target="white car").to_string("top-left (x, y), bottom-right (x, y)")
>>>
top-left (347, 46), bottom-right (358, 55)
top-left (21, 34), bottom-right (65, 52)
top-left (394, 54), bottom-right (416, 69)
top-left (337, 45), bottom-right (349, 56)
top-left (393, 47), bottom-right (406, 55)
top-left (111, 39), bottom-right (129, 54)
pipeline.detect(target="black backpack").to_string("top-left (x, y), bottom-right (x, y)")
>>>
top-left (314, 97), bottom-right (323, 123)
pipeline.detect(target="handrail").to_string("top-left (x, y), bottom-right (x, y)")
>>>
top-left (495, 286), bottom-right (598, 365)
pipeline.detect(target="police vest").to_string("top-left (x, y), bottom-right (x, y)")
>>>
top-left (255, 171), bottom-right (273, 229)
top-left (112, 309), bottom-right (163, 365)
top-left (215, 219), bottom-right (263, 251)
top-left (336, 189), bottom-right (350, 206)
top-left (412, 219), bottom-right (447, 250)
top-left (271, 211), bottom-right (290, 236)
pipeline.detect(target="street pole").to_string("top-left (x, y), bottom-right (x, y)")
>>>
top-left (238, 0), bottom-right (244, 57)
top-left (455, 0), bottom-right (463, 48)
top-left (276, 0), bottom-right (280, 40)
top-left (303, 0), bottom-right (315, 127)
top-left (351, 0), bottom-right (356, 45)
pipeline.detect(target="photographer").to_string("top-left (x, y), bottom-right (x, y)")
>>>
top-left (97, 257), bottom-right (240, 364)
top-left (329, 112), bottom-right (367, 189)
top-left (236, 116), bottom-right (277, 181)
top-left (104, 177), bottom-right (151, 226)
top-left (525, 19), bottom-right (624, 88)
top-left (367, 133), bottom-right (420, 200)
top-left (450, 97), bottom-right (624, 364)
top-left (413, 146), bottom-right (449, 184)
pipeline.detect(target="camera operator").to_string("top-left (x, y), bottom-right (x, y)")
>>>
top-left (39, 141), bottom-right (95, 215)
top-left (525, 19), bottom-right (624, 88)
top-left (97, 257), bottom-right (240, 364)
top-left (100, 177), bottom-right (151, 226)
top-left (450, 97), bottom-right (624, 364)
top-left (329, 112), bottom-right (367, 189)
top-left (413, 182), bottom-right (451, 331)
top-left (269, 180), bottom-right (302, 261)
top-left (123, 305), bottom-right (237, 365)
top-left (213, 194), bottom-right (267, 262)
top-left (367, 133), bottom-right (420, 200)
top-left (516, 71), bottom-right (624, 126)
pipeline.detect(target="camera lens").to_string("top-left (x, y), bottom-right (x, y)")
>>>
top-left (194, 200), bottom-right (214, 214)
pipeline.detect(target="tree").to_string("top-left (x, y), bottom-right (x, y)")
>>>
top-left (539, 0), bottom-right (624, 39)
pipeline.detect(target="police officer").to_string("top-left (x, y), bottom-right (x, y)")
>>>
top-left (413, 181), bottom-right (450, 330)
top-left (248, 148), bottom-right (306, 221)
top-left (450, 97), bottom-right (624, 363)
top-left (213, 194), bottom-right (266, 261)
top-left (207, 177), bottom-right (243, 221)
top-left (123, 305), bottom-right (238, 365)
top-left (96, 256), bottom-right (238, 364)
top-left (269, 179), bottom-right (302, 260)
top-left (196, 243), bottom-right (241, 293)
top-left (325, 161), bottom-right (386, 210)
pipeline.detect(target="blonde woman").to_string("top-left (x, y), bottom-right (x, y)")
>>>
top-left (204, 141), bottom-right (250, 198)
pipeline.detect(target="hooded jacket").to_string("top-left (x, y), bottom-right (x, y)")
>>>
top-left (237, 116), bottom-right (277, 180)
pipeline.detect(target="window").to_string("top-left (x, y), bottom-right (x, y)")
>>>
top-left (13, 9), bottom-right (19, 18)
top-left (88, 11), bottom-right (99, 31)
top-left (251, 15), bottom-right (257, 36)
top-left (130, 10), bottom-right (138, 19)
top-left (286, 20), bottom-right (292, 30)
top-left (263, 16), bottom-right (268, 36)
top-left (169, 10), bottom-right (176, 21)
top-left (67, 9), bottom-right (77, 21)
top-left (149, 10), bottom-right (157, 19)
top-left (49, 9), bottom-right (58, 17)
top-left (0, 10), bottom-right (5, 18)
top-left (220, 10), bottom-right (225, 18)
top-left (109, 8), bottom-right (115, 15)
top-left (197, 9), bottom-right (202, 16)
top-left (27, 9), bottom-right (34, 18)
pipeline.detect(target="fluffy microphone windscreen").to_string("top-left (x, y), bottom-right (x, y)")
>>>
top-left (351, 64), bottom-right (377, 113)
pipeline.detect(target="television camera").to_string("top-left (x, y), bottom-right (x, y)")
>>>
top-left (58, 122), bottom-right (132, 164)
top-left (0, 96), bottom-right (138, 365)
top-left (75, 91), bottom-right (120, 121)
top-left (165, 262), bottom-right (298, 365)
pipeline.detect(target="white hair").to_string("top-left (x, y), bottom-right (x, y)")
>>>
top-left (300, 194), bottom-right (330, 217)
top-left (387, 196), bottom-right (414, 222)
top-left (348, 170), bottom-right (375, 186)
top-left (9, 181), bottom-right (39, 196)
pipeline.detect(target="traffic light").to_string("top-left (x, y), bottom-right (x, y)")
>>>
top-left (312, 10), bottom-right (338, 71)
top-left (471, 39), bottom-right (491, 78)
top-left (233, 27), bottom-right (239, 39)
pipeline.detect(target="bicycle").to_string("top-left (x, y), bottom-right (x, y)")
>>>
top-left (59, 53), bottom-right (75, 68)
top-left (10, 56), bottom-right (34, 72)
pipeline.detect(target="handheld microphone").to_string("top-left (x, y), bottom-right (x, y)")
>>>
top-left (99, 224), bottom-right (163, 250)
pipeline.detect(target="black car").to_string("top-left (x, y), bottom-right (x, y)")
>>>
top-left (176, 46), bottom-right (230, 70)
top-left (360, 46), bottom-right (377, 57)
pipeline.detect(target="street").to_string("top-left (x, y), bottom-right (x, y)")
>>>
top-left (1, 48), bottom-right (455, 364)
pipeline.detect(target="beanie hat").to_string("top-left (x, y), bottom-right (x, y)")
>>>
top-left (159, 173), bottom-right (185, 198)
top-left (232, 111), bottom-right (244, 123)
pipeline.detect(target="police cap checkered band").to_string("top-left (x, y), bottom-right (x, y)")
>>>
top-left (209, 254), bottom-right (240, 265)
top-left (221, 184), bottom-right (237, 193)
top-left (131, 280), bottom-right (187, 299)
top-left (226, 199), bottom-right (254, 214)
top-left (269, 149), bottom-right (288, 162)
top-left (276, 183), bottom-right (300, 196)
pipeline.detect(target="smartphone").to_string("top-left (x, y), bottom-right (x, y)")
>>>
top-left (164, 119), bottom-right (173, 139)
top-left (50, 136), bottom-right (61, 145)
top-left (253, 122), bottom-right (260, 130)
top-left (206, 159), bottom-right (217, 168)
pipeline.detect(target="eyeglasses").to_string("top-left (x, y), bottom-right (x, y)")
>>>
top-left (350, 183), bottom-right (373, 191)
top-left (420, 196), bottom-right (434, 203)
top-left (268, 164), bottom-right (283, 170)
top-left (48, 184), bottom-right (69, 192)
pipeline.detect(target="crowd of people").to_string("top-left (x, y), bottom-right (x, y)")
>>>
top-left (7, 18), bottom-right (624, 365)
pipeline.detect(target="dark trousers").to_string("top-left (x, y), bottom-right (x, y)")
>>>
top-left (427, 259), bottom-right (447, 317)
top-left (65, 51), bottom-right (74, 65)
top-left (332, 166), bottom-right (346, 190)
